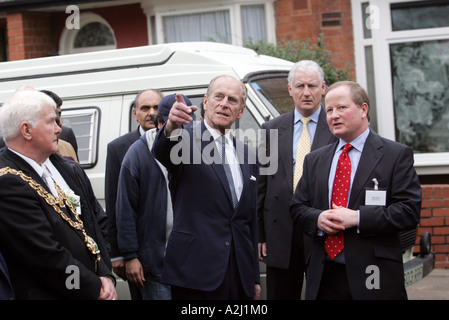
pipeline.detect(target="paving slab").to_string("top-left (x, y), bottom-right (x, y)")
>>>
top-left (407, 268), bottom-right (449, 300)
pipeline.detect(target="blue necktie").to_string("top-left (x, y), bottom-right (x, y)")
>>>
top-left (222, 136), bottom-right (238, 208)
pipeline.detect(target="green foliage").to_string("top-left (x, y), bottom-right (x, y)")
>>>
top-left (243, 35), bottom-right (352, 85)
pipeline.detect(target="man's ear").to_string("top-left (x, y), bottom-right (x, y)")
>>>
top-left (20, 122), bottom-right (32, 141)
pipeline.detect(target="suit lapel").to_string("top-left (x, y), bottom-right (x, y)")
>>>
top-left (50, 154), bottom-right (81, 197)
top-left (311, 106), bottom-right (333, 151)
top-left (235, 138), bottom-right (250, 205)
top-left (349, 132), bottom-right (384, 207)
top-left (278, 111), bottom-right (294, 194)
top-left (318, 143), bottom-right (337, 208)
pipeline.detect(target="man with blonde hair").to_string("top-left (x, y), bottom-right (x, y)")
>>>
top-left (291, 81), bottom-right (421, 299)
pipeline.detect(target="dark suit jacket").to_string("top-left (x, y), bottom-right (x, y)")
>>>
top-left (291, 131), bottom-right (422, 299)
top-left (153, 121), bottom-right (260, 297)
top-left (257, 107), bottom-right (336, 269)
top-left (105, 129), bottom-right (141, 257)
top-left (0, 149), bottom-right (113, 299)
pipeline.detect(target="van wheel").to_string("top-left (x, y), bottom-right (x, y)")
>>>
top-left (420, 231), bottom-right (431, 257)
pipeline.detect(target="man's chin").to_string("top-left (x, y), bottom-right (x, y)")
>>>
top-left (143, 123), bottom-right (156, 131)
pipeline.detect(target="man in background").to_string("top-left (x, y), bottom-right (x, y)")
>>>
top-left (105, 89), bottom-right (163, 299)
top-left (257, 60), bottom-right (336, 299)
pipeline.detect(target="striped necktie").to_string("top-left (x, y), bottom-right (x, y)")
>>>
top-left (293, 117), bottom-right (311, 193)
top-left (42, 164), bottom-right (59, 198)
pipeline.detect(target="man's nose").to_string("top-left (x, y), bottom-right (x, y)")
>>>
top-left (303, 86), bottom-right (311, 95)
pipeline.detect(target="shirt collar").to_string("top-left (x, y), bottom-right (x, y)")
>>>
top-left (138, 126), bottom-right (146, 136)
top-left (336, 127), bottom-right (370, 153)
top-left (294, 105), bottom-right (321, 124)
top-left (204, 119), bottom-right (233, 144)
top-left (8, 147), bottom-right (47, 177)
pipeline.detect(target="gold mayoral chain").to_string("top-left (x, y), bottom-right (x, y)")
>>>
top-left (0, 167), bottom-right (101, 271)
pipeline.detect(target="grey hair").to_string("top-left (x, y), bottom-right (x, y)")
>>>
top-left (0, 90), bottom-right (56, 141)
top-left (288, 60), bottom-right (325, 85)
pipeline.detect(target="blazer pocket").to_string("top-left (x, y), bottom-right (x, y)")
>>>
top-left (373, 243), bottom-right (402, 262)
top-left (169, 230), bottom-right (197, 243)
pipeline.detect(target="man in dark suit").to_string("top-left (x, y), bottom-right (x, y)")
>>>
top-left (291, 81), bottom-right (421, 299)
top-left (40, 90), bottom-right (79, 159)
top-left (153, 75), bottom-right (260, 300)
top-left (257, 60), bottom-right (337, 299)
top-left (0, 90), bottom-right (116, 299)
top-left (105, 89), bottom-right (162, 299)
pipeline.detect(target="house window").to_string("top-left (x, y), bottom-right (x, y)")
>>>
top-left (352, 0), bottom-right (449, 175)
top-left (163, 10), bottom-right (231, 43)
top-left (241, 5), bottom-right (267, 43)
top-left (59, 12), bottom-right (116, 55)
top-left (390, 39), bottom-right (449, 153)
top-left (74, 22), bottom-right (115, 48)
top-left (391, 0), bottom-right (449, 31)
top-left (159, 3), bottom-right (270, 46)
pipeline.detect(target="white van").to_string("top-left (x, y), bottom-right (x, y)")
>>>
top-left (0, 42), bottom-right (294, 207)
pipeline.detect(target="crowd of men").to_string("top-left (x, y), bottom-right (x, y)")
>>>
top-left (0, 60), bottom-right (421, 300)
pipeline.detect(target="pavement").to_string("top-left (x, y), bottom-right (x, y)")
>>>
top-left (406, 268), bottom-right (449, 300)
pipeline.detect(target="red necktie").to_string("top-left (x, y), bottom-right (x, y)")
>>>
top-left (325, 143), bottom-right (353, 259)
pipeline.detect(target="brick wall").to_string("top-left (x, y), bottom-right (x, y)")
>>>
top-left (417, 185), bottom-right (449, 268)
top-left (274, 0), bottom-right (355, 79)
top-left (7, 12), bottom-right (54, 61)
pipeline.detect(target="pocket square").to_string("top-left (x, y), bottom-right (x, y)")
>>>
top-left (250, 175), bottom-right (256, 181)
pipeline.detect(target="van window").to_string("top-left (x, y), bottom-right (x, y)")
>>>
top-left (61, 107), bottom-right (100, 168)
top-left (249, 73), bottom-right (292, 115)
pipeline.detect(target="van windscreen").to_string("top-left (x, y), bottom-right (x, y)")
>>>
top-left (248, 73), bottom-right (292, 116)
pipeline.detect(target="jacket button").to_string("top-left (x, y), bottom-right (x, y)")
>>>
top-left (225, 241), bottom-right (230, 246)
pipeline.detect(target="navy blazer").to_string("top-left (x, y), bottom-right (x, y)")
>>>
top-left (153, 121), bottom-right (260, 297)
top-left (116, 133), bottom-right (168, 276)
top-left (105, 129), bottom-right (141, 257)
top-left (291, 131), bottom-right (421, 299)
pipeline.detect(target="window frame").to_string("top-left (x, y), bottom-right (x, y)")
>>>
top-left (144, 0), bottom-right (276, 46)
top-left (61, 106), bottom-right (101, 169)
top-left (351, 0), bottom-right (449, 174)
top-left (58, 12), bottom-right (117, 55)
